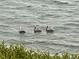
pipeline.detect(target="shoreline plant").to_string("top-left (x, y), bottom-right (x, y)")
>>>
top-left (0, 41), bottom-right (79, 59)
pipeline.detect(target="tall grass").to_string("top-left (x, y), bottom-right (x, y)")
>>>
top-left (0, 41), bottom-right (79, 59)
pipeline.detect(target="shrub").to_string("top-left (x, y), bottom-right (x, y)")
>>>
top-left (0, 41), bottom-right (78, 59)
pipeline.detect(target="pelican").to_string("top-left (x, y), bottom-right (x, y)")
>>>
top-left (46, 26), bottom-right (54, 33)
top-left (34, 26), bottom-right (42, 33)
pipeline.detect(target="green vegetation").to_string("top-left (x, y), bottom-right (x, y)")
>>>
top-left (0, 41), bottom-right (79, 59)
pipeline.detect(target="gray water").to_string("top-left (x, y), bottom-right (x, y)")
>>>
top-left (0, 0), bottom-right (79, 54)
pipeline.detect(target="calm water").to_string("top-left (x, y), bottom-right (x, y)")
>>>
top-left (0, 0), bottom-right (79, 54)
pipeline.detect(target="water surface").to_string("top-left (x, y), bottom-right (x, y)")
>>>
top-left (0, 0), bottom-right (79, 54)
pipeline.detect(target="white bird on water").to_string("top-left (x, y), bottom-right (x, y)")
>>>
top-left (46, 26), bottom-right (54, 33)
top-left (34, 25), bottom-right (42, 33)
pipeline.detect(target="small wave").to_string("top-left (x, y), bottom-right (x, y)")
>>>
top-left (6, 39), bottom-right (33, 45)
top-left (68, 40), bottom-right (79, 44)
top-left (45, 13), bottom-right (53, 16)
top-left (34, 41), bottom-right (46, 44)
top-left (5, 39), bottom-right (21, 44)
top-left (53, 0), bottom-right (71, 5)
top-left (64, 23), bottom-right (79, 27)
top-left (0, 24), bottom-right (9, 27)
top-left (70, 20), bottom-right (79, 23)
top-left (74, 0), bottom-right (79, 2)
top-left (32, 40), bottom-right (79, 48)
top-left (54, 26), bottom-right (71, 30)
top-left (49, 42), bottom-right (79, 48)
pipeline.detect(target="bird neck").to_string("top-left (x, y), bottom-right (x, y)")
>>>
top-left (46, 26), bottom-right (48, 30)
top-left (34, 27), bottom-right (36, 30)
